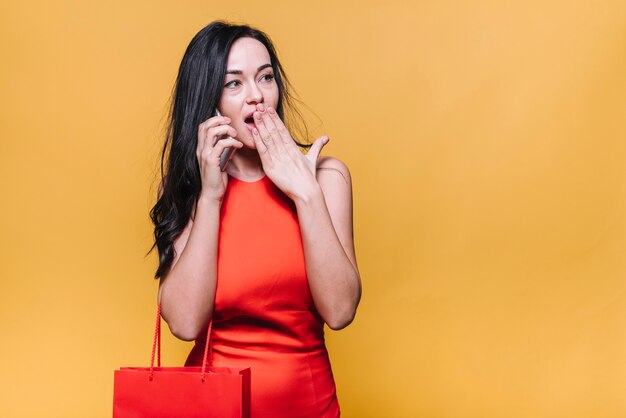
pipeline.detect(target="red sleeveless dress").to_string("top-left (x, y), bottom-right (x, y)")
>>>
top-left (185, 175), bottom-right (340, 417)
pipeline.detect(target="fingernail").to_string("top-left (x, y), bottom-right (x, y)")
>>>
top-left (268, 107), bottom-right (275, 114)
top-left (259, 104), bottom-right (265, 111)
top-left (255, 112), bottom-right (261, 120)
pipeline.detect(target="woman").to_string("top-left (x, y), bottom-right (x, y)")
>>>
top-left (150, 21), bottom-right (361, 417)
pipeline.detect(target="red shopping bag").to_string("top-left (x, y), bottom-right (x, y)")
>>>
top-left (113, 305), bottom-right (250, 418)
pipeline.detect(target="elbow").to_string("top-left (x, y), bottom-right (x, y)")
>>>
top-left (326, 314), bottom-right (355, 331)
top-left (161, 311), bottom-right (204, 342)
top-left (325, 281), bottom-right (361, 331)
top-left (325, 303), bottom-right (359, 331)
top-left (168, 323), bottom-right (200, 342)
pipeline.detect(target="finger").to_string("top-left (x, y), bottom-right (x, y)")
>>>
top-left (205, 125), bottom-right (238, 148)
top-left (306, 135), bottom-right (330, 162)
top-left (210, 138), bottom-right (243, 158)
top-left (261, 111), bottom-right (282, 145)
top-left (252, 127), bottom-right (271, 163)
top-left (202, 138), bottom-right (243, 166)
top-left (197, 116), bottom-right (231, 156)
top-left (201, 115), bottom-right (231, 130)
top-left (198, 115), bottom-right (231, 141)
top-left (266, 107), bottom-right (292, 145)
top-left (259, 109), bottom-right (288, 154)
top-left (253, 111), bottom-right (275, 149)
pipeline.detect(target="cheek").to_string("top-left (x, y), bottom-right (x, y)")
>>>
top-left (268, 89), bottom-right (280, 109)
top-left (217, 95), bottom-right (238, 116)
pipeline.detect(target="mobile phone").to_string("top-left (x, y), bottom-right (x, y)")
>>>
top-left (215, 109), bottom-right (236, 171)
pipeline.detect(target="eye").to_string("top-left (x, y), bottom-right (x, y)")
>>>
top-left (224, 80), bottom-right (240, 89)
top-left (260, 73), bottom-right (274, 82)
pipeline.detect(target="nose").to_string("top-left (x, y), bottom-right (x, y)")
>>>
top-left (245, 83), bottom-right (264, 105)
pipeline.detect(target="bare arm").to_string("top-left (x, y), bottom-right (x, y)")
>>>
top-left (249, 105), bottom-right (362, 330)
top-left (157, 115), bottom-right (242, 341)
top-left (157, 197), bottom-right (221, 341)
top-left (294, 157), bottom-right (362, 330)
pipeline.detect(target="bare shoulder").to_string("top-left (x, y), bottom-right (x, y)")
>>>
top-left (316, 156), bottom-right (351, 185)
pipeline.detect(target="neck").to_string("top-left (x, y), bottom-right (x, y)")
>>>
top-left (226, 148), bottom-right (265, 181)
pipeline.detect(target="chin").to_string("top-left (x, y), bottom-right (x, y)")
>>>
top-left (236, 136), bottom-right (256, 150)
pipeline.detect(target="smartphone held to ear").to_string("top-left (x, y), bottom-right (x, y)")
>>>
top-left (215, 109), bottom-right (236, 171)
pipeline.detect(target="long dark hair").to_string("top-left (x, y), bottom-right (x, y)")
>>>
top-left (148, 21), bottom-right (311, 279)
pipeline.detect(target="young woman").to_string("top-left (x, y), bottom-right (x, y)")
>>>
top-left (150, 21), bottom-right (361, 417)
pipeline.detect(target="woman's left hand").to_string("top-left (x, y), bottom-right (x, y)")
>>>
top-left (251, 104), bottom-right (329, 201)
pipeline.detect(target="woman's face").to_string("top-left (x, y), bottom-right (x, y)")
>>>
top-left (218, 37), bottom-right (279, 148)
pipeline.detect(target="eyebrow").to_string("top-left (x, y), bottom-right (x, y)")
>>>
top-left (226, 63), bottom-right (273, 75)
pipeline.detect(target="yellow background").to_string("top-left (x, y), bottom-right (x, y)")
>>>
top-left (2, 1), bottom-right (625, 417)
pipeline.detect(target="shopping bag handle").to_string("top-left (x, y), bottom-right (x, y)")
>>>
top-left (149, 304), bottom-right (213, 382)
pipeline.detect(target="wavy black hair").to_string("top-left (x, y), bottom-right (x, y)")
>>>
top-left (148, 20), bottom-right (311, 279)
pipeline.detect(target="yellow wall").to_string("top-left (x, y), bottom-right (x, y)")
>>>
top-left (1, 1), bottom-right (625, 417)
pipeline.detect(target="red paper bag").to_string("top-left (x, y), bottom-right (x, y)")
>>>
top-left (113, 305), bottom-right (250, 418)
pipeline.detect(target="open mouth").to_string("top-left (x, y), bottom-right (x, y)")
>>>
top-left (244, 116), bottom-right (255, 130)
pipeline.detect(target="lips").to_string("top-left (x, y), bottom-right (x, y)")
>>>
top-left (243, 111), bottom-right (256, 131)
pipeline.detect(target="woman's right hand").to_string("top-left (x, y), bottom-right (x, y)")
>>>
top-left (196, 115), bottom-right (243, 202)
